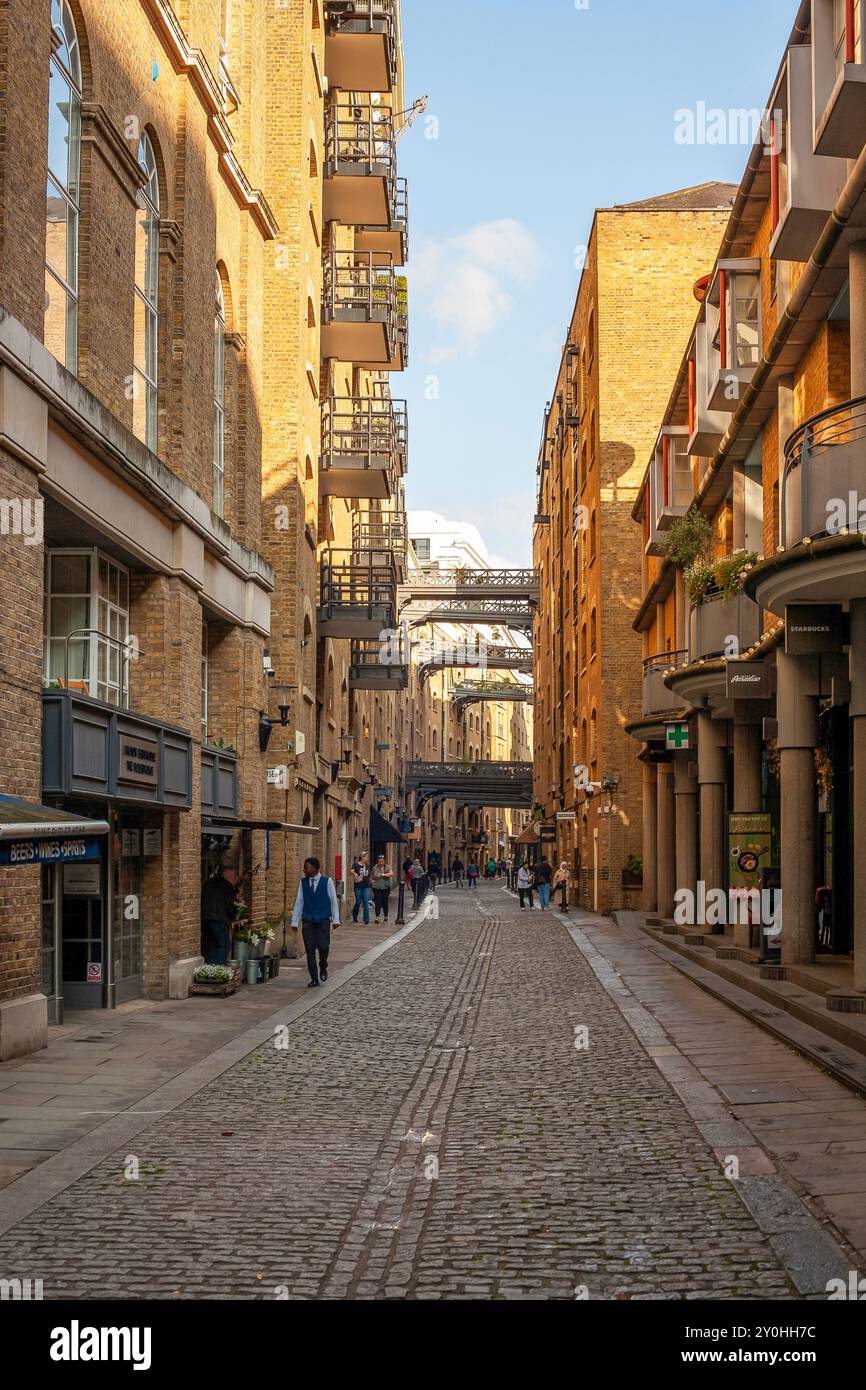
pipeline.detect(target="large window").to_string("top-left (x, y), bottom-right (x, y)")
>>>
top-left (45, 0), bottom-right (82, 371)
top-left (213, 274), bottom-right (226, 517)
top-left (44, 549), bottom-right (130, 707)
top-left (134, 134), bottom-right (160, 450)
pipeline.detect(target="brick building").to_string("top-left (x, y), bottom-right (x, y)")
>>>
top-left (533, 187), bottom-right (735, 913)
top-left (629, 0), bottom-right (866, 1016)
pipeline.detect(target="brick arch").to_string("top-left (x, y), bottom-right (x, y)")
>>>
top-left (59, 0), bottom-right (93, 93)
top-left (216, 261), bottom-right (234, 334)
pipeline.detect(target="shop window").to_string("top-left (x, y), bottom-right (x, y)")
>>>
top-left (44, 548), bottom-right (130, 706)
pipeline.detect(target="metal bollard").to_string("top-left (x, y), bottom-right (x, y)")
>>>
top-left (396, 881), bottom-right (406, 926)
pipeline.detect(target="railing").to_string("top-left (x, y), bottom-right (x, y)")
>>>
top-left (319, 548), bottom-right (397, 617)
top-left (450, 680), bottom-right (534, 707)
top-left (349, 638), bottom-right (409, 689)
top-left (326, 0), bottom-right (396, 36)
top-left (642, 650), bottom-right (687, 718)
top-left (352, 509), bottom-right (407, 554)
top-left (404, 597), bottom-right (537, 628)
top-left (406, 761), bottom-right (533, 785)
top-left (782, 396), bottom-right (866, 547)
top-left (321, 396), bottom-right (406, 476)
top-left (688, 589), bottom-right (762, 662)
top-left (322, 250), bottom-right (397, 328)
top-left (324, 101), bottom-right (396, 185)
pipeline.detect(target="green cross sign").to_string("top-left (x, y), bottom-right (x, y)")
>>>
top-left (665, 723), bottom-right (690, 751)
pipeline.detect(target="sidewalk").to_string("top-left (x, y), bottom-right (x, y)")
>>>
top-left (0, 918), bottom-right (399, 1189)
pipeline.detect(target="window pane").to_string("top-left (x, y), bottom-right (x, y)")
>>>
top-left (44, 269), bottom-right (71, 368)
top-left (50, 594), bottom-right (88, 638)
top-left (50, 551), bottom-right (90, 595)
top-left (47, 64), bottom-right (80, 193)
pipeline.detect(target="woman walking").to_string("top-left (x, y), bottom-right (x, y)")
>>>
top-left (467, 860), bottom-right (479, 889)
top-left (371, 854), bottom-right (394, 923)
top-left (553, 861), bottom-right (570, 911)
top-left (517, 862), bottom-right (535, 910)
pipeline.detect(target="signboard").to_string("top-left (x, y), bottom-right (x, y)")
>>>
top-left (665, 722), bottom-right (690, 752)
top-left (63, 862), bottom-right (102, 895)
top-left (728, 813), bottom-right (772, 893)
top-left (87, 962), bottom-right (103, 984)
top-left (556, 811), bottom-right (576, 821)
top-left (539, 822), bottom-right (557, 843)
top-left (0, 836), bottom-right (101, 868)
top-left (726, 660), bottom-right (771, 700)
top-left (785, 604), bottom-right (845, 655)
top-left (118, 732), bottom-right (160, 788)
top-left (143, 829), bottom-right (162, 857)
top-left (266, 767), bottom-right (285, 786)
top-left (121, 829), bottom-right (140, 858)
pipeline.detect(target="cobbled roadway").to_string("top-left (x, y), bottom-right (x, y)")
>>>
top-left (0, 886), bottom-right (794, 1299)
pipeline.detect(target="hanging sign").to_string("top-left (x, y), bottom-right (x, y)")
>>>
top-left (785, 604), bottom-right (845, 655)
top-left (0, 836), bottom-right (101, 868)
top-left (726, 660), bottom-right (771, 699)
top-left (665, 722), bottom-right (690, 751)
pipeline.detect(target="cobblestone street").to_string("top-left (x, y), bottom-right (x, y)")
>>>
top-left (5, 882), bottom-right (856, 1300)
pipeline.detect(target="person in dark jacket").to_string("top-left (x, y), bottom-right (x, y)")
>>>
top-left (201, 866), bottom-right (239, 965)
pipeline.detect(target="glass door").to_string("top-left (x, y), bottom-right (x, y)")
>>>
top-left (41, 864), bottom-right (62, 1024)
top-left (113, 814), bottom-right (145, 1004)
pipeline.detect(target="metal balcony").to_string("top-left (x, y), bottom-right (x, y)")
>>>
top-left (382, 285), bottom-right (408, 371)
top-left (321, 251), bottom-right (397, 366)
top-left (324, 0), bottom-right (397, 94)
top-left (688, 589), bottom-right (762, 663)
top-left (418, 644), bottom-right (533, 684)
top-left (356, 177), bottom-right (409, 268)
top-left (323, 102), bottom-right (396, 227)
top-left (642, 651), bottom-right (687, 717)
top-left (320, 395), bottom-right (407, 500)
top-left (349, 638), bottom-right (408, 691)
top-left (782, 397), bottom-right (866, 548)
top-left (405, 761), bottom-right (534, 811)
top-left (353, 508), bottom-right (408, 580)
top-left (318, 547), bottom-right (398, 639)
top-left (450, 679), bottom-right (534, 711)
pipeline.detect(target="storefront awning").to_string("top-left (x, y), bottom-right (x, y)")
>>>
top-left (513, 822), bottom-right (541, 846)
top-left (0, 794), bottom-right (109, 867)
top-left (202, 816), bottom-right (319, 835)
top-left (370, 807), bottom-right (407, 847)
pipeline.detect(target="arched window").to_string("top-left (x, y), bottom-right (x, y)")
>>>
top-left (590, 709), bottom-right (598, 768)
top-left (213, 273), bottom-right (226, 516)
top-left (46, 0), bottom-right (82, 371)
top-left (590, 607), bottom-right (597, 659)
top-left (134, 133), bottom-right (160, 449)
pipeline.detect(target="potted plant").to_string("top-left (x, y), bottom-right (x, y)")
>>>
top-left (622, 854), bottom-right (643, 889)
top-left (232, 915), bottom-right (253, 965)
top-left (190, 964), bottom-right (238, 997)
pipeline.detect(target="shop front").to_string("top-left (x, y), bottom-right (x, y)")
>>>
top-left (41, 690), bottom-right (192, 1017)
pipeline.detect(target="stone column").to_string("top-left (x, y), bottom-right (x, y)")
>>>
top-left (776, 649), bottom-right (818, 968)
top-left (733, 710), bottom-right (763, 813)
top-left (656, 759), bottom-right (676, 919)
top-left (674, 756), bottom-right (698, 908)
top-left (849, 241), bottom-right (866, 396)
top-left (850, 601), bottom-right (866, 991)
top-left (697, 711), bottom-right (727, 909)
top-left (642, 760), bottom-right (657, 914)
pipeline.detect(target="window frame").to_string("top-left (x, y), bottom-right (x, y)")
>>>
top-left (134, 133), bottom-right (160, 451)
top-left (44, 547), bottom-right (131, 708)
top-left (46, 0), bottom-right (83, 372)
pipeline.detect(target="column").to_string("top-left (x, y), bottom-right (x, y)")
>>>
top-left (850, 601), bottom-right (866, 992)
top-left (849, 241), bottom-right (866, 396)
top-left (656, 759), bottom-right (676, 919)
top-left (642, 761), bottom-right (657, 914)
top-left (733, 710), bottom-right (762, 812)
top-left (777, 649), bottom-right (818, 968)
top-left (697, 711), bottom-right (727, 912)
top-left (674, 755), bottom-right (698, 907)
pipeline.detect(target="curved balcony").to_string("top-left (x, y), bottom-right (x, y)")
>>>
top-left (325, 1), bottom-right (397, 94)
top-left (320, 395), bottom-right (407, 500)
top-left (783, 397), bottom-right (866, 549)
top-left (323, 102), bottom-right (396, 227)
top-left (689, 588), bottom-right (762, 662)
top-left (642, 650), bottom-right (687, 717)
top-left (321, 251), bottom-right (397, 366)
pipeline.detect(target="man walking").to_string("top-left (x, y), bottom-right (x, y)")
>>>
top-left (291, 856), bottom-right (340, 988)
top-left (452, 855), bottom-right (464, 887)
top-left (536, 857), bottom-right (553, 910)
top-left (201, 865), bottom-right (239, 965)
top-left (351, 851), bottom-right (371, 925)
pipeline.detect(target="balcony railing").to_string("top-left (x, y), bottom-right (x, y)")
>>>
top-left (320, 395), bottom-right (407, 500)
top-left (782, 396), bottom-right (866, 549)
top-left (318, 546), bottom-right (398, 638)
top-left (353, 509), bottom-right (408, 579)
top-left (642, 651), bottom-right (687, 717)
top-left (321, 250), bottom-right (397, 366)
top-left (349, 637), bottom-right (408, 691)
top-left (688, 589), bottom-right (762, 663)
top-left (323, 101), bottom-right (396, 227)
top-left (356, 176), bottom-right (409, 267)
top-left (324, 1), bottom-right (397, 93)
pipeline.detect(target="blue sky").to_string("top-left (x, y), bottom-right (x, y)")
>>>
top-left (398, 0), bottom-right (797, 565)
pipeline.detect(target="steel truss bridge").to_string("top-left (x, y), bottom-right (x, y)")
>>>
top-left (399, 570), bottom-right (539, 628)
top-left (417, 644), bottom-right (533, 683)
top-left (450, 679), bottom-right (534, 711)
top-left (405, 760), bottom-right (533, 811)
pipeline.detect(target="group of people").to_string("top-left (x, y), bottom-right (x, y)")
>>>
top-left (515, 858), bottom-right (570, 911)
top-left (350, 850), bottom-right (432, 925)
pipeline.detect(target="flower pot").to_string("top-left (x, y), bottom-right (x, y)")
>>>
top-left (232, 940), bottom-right (251, 966)
top-left (245, 959), bottom-right (260, 985)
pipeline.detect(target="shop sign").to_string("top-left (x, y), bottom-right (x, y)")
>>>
top-left (665, 722), bottom-right (690, 751)
top-left (539, 822), bottom-right (557, 843)
top-left (728, 814), bottom-right (772, 892)
top-left (0, 836), bottom-right (101, 867)
top-left (121, 829), bottom-right (141, 857)
top-left (726, 660), bottom-right (771, 699)
top-left (143, 828), bottom-right (162, 857)
top-left (785, 604), bottom-right (844, 655)
top-left (556, 811), bottom-right (576, 821)
top-left (118, 732), bottom-right (160, 788)
top-left (63, 862), bottom-right (102, 895)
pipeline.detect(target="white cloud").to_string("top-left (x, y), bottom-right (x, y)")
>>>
top-left (413, 219), bottom-right (541, 361)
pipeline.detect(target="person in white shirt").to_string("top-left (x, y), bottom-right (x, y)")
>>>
top-left (291, 856), bottom-right (340, 987)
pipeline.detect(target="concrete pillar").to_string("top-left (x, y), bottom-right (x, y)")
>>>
top-left (777, 649), bottom-right (818, 968)
top-left (674, 756), bottom-right (698, 907)
top-left (849, 241), bottom-right (866, 397)
top-left (849, 601), bottom-right (866, 992)
top-left (733, 711), bottom-right (762, 813)
top-left (656, 760), bottom-right (676, 919)
top-left (642, 760), bottom-right (657, 914)
top-left (697, 711), bottom-right (727, 905)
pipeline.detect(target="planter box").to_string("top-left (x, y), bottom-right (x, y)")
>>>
top-left (190, 980), bottom-right (238, 997)
top-left (622, 870), bottom-right (643, 889)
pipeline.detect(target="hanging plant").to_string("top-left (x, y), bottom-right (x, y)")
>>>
top-left (661, 510), bottom-right (714, 570)
top-left (684, 562), bottom-right (715, 604)
top-left (713, 551), bottom-right (759, 601)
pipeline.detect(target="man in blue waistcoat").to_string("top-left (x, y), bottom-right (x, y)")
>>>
top-left (291, 856), bottom-right (341, 988)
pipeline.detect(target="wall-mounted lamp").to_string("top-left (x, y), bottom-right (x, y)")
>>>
top-left (259, 683), bottom-right (295, 752)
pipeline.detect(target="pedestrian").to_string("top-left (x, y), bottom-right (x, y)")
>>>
top-left (371, 854), bottom-right (394, 922)
top-left (536, 857), bottom-right (553, 910)
top-left (412, 855), bottom-right (425, 906)
top-left (486, 854), bottom-right (497, 880)
top-left (201, 864), bottom-right (239, 965)
top-left (351, 850), bottom-right (371, 925)
top-left (517, 862), bottom-right (535, 910)
top-left (452, 855), bottom-right (464, 887)
top-left (467, 859), bottom-right (478, 889)
top-left (291, 855), bottom-right (340, 988)
top-left (553, 860), bottom-right (570, 911)
top-left (428, 850), bottom-right (441, 889)
top-left (498, 856), bottom-right (507, 878)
